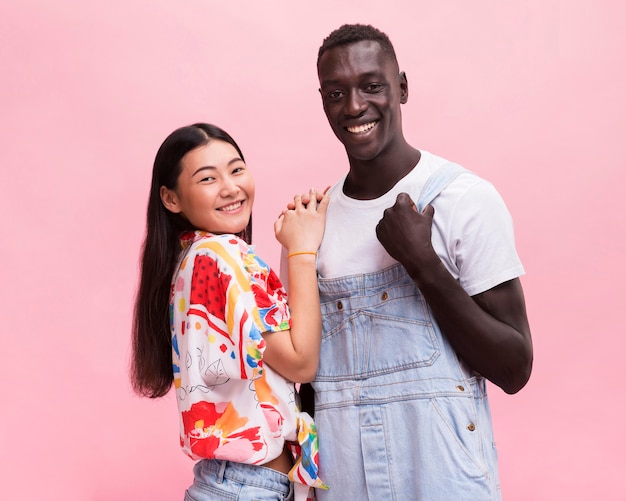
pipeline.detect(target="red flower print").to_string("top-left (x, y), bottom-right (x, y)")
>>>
top-left (182, 401), bottom-right (264, 461)
top-left (266, 269), bottom-right (285, 298)
top-left (251, 283), bottom-right (273, 308)
top-left (190, 255), bottom-right (232, 321)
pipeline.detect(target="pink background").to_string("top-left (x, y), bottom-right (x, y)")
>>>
top-left (1, 1), bottom-right (624, 499)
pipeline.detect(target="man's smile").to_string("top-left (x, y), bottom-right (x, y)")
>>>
top-left (346, 121), bottom-right (378, 134)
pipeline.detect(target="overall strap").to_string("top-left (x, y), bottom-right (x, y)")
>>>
top-left (416, 162), bottom-right (470, 212)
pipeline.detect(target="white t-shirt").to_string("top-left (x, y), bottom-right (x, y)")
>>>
top-left (306, 150), bottom-right (524, 296)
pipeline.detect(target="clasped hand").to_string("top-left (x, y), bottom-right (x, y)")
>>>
top-left (275, 188), bottom-right (329, 254)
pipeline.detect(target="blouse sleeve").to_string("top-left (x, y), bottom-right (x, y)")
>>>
top-left (175, 235), bottom-right (290, 383)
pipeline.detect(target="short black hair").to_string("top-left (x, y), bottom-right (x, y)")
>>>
top-left (317, 24), bottom-right (398, 67)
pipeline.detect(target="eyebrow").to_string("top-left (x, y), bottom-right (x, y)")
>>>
top-left (192, 157), bottom-right (243, 177)
top-left (320, 71), bottom-right (387, 87)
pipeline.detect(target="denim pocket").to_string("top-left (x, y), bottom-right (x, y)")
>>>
top-left (429, 395), bottom-right (490, 479)
top-left (317, 307), bottom-right (441, 380)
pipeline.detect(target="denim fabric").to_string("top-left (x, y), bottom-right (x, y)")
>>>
top-left (312, 163), bottom-right (501, 500)
top-left (185, 459), bottom-right (293, 501)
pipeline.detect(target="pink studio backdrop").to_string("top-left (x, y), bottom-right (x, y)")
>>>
top-left (1, 1), bottom-right (624, 499)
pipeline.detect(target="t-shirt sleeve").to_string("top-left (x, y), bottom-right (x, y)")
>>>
top-left (436, 177), bottom-right (525, 296)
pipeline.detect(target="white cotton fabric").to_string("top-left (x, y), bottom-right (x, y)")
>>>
top-left (313, 150), bottom-right (524, 296)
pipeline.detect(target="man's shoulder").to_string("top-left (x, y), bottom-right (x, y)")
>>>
top-left (418, 150), bottom-right (495, 190)
top-left (417, 150), bottom-right (454, 169)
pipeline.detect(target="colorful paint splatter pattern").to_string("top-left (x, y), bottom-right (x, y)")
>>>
top-left (170, 231), bottom-right (326, 494)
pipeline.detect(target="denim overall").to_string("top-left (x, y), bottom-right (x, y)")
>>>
top-left (313, 164), bottom-right (501, 500)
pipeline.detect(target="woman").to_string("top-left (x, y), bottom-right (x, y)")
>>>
top-left (131, 123), bottom-right (328, 500)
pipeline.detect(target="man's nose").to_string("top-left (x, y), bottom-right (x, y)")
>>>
top-left (345, 89), bottom-right (367, 117)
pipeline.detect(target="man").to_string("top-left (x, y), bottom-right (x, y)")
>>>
top-left (290, 23), bottom-right (532, 500)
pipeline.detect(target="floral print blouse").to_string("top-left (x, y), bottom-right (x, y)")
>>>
top-left (170, 231), bottom-right (326, 495)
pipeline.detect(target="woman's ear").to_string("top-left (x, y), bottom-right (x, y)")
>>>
top-left (160, 186), bottom-right (182, 214)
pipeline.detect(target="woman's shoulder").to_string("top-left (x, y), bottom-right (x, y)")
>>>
top-left (182, 231), bottom-right (248, 257)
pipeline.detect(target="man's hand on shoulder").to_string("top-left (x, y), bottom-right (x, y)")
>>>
top-left (376, 192), bottom-right (440, 283)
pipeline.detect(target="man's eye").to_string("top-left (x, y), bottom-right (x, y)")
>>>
top-left (327, 91), bottom-right (343, 99)
top-left (366, 83), bottom-right (383, 92)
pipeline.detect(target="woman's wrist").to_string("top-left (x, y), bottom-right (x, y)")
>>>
top-left (287, 251), bottom-right (317, 259)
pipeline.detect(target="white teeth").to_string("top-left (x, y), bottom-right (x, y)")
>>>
top-left (347, 121), bottom-right (376, 134)
top-left (219, 201), bottom-right (242, 211)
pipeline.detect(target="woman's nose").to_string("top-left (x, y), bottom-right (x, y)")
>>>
top-left (220, 176), bottom-right (240, 196)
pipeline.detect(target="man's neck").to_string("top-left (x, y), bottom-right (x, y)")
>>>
top-left (343, 146), bottom-right (421, 200)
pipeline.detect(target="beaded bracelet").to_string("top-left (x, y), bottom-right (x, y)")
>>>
top-left (287, 251), bottom-right (317, 259)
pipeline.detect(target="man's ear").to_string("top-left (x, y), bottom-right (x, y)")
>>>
top-left (160, 186), bottom-right (182, 214)
top-left (399, 71), bottom-right (409, 104)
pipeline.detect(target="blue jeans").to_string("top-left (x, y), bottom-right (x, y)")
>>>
top-left (313, 264), bottom-right (501, 500)
top-left (185, 459), bottom-right (293, 501)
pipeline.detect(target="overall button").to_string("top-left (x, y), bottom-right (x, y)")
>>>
top-left (337, 301), bottom-right (343, 310)
top-left (467, 423), bottom-right (476, 432)
top-left (456, 385), bottom-right (465, 392)
top-left (381, 291), bottom-right (388, 300)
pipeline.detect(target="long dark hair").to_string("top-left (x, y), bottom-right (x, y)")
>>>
top-left (131, 123), bottom-right (252, 398)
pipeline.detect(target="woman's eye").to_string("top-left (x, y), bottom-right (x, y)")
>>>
top-left (232, 163), bottom-right (248, 174)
